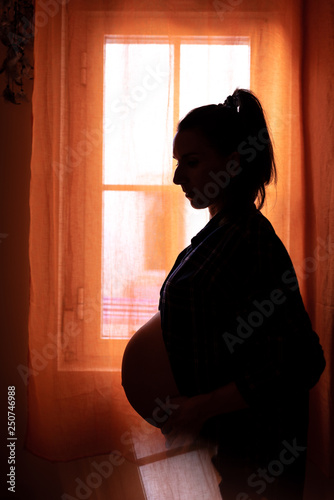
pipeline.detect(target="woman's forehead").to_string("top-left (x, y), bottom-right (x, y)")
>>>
top-left (173, 129), bottom-right (211, 157)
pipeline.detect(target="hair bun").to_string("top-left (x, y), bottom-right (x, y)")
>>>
top-left (223, 94), bottom-right (240, 112)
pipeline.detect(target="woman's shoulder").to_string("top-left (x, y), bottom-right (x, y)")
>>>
top-left (207, 208), bottom-right (295, 287)
top-left (209, 207), bottom-right (279, 255)
top-left (229, 209), bottom-right (288, 255)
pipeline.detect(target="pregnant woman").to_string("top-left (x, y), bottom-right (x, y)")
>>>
top-left (122, 89), bottom-right (326, 500)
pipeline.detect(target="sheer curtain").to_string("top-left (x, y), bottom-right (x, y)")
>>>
top-left (27, 0), bottom-right (333, 496)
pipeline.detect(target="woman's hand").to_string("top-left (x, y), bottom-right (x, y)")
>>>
top-left (160, 383), bottom-right (248, 449)
top-left (161, 395), bottom-right (208, 449)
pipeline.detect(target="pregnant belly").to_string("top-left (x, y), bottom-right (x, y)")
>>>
top-left (121, 312), bottom-right (180, 426)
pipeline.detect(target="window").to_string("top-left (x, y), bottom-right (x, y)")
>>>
top-left (102, 37), bottom-right (250, 340)
top-left (58, 10), bottom-right (266, 372)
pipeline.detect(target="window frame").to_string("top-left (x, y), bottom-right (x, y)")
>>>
top-left (57, 9), bottom-right (283, 372)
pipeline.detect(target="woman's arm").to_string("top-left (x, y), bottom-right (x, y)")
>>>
top-left (161, 382), bottom-right (248, 447)
top-left (198, 381), bottom-right (249, 418)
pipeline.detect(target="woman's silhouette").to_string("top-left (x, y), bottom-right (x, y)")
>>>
top-left (122, 89), bottom-right (326, 500)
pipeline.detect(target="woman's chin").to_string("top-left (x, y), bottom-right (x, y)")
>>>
top-left (188, 197), bottom-right (210, 210)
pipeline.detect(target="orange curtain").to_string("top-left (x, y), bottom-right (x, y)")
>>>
top-left (27, 0), bottom-right (333, 495)
top-left (302, 0), bottom-right (334, 484)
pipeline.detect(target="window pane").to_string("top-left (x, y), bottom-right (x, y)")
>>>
top-left (104, 42), bottom-right (173, 185)
top-left (179, 42), bottom-right (250, 117)
top-left (102, 191), bottom-right (166, 339)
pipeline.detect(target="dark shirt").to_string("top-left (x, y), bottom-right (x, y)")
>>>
top-left (159, 205), bottom-right (325, 400)
top-left (159, 205), bottom-right (325, 463)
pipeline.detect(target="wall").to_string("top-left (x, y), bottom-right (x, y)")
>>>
top-left (0, 44), bottom-right (65, 499)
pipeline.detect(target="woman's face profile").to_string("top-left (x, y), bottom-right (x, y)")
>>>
top-left (173, 129), bottom-right (238, 214)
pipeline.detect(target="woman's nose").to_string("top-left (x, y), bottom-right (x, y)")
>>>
top-left (173, 164), bottom-right (185, 185)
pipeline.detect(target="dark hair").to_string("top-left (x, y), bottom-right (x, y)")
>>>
top-left (177, 88), bottom-right (277, 210)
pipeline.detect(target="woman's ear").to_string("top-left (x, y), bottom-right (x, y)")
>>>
top-left (225, 151), bottom-right (242, 179)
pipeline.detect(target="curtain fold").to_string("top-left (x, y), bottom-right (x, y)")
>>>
top-left (27, 0), bottom-right (333, 491)
top-left (301, 0), bottom-right (334, 480)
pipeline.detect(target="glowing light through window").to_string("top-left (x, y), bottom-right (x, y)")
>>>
top-left (102, 39), bottom-right (250, 338)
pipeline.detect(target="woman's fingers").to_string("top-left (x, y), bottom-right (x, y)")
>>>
top-left (161, 423), bottom-right (173, 435)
